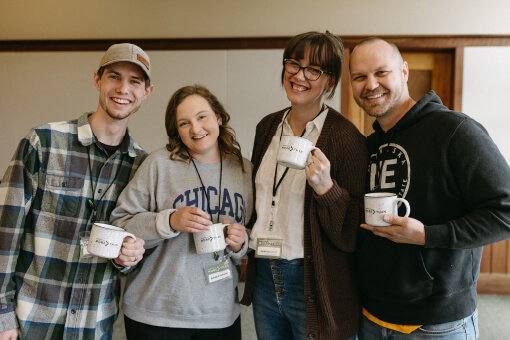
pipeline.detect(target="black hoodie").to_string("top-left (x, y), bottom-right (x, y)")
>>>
top-left (358, 91), bottom-right (510, 325)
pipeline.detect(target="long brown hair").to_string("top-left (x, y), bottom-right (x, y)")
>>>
top-left (281, 31), bottom-right (344, 100)
top-left (165, 85), bottom-right (245, 171)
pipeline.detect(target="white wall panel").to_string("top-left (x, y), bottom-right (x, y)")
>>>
top-left (129, 50), bottom-right (228, 154)
top-left (0, 52), bottom-right (101, 173)
top-left (462, 47), bottom-right (510, 165)
top-left (0, 50), bottom-right (228, 174)
top-left (226, 49), bottom-right (287, 158)
top-left (0, 49), bottom-right (342, 174)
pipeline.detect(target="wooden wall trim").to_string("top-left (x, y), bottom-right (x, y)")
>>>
top-left (453, 47), bottom-right (464, 112)
top-left (340, 48), bottom-right (352, 120)
top-left (1, 35), bottom-right (510, 52)
top-left (0, 38), bottom-right (291, 52)
top-left (341, 35), bottom-right (510, 50)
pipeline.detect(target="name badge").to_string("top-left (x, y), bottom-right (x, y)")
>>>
top-left (256, 238), bottom-right (283, 259)
top-left (205, 259), bottom-right (232, 285)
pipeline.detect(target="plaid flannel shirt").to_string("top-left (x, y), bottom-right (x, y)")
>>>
top-left (0, 113), bottom-right (147, 339)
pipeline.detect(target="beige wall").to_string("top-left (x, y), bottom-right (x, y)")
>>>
top-left (1, 0), bottom-right (510, 40)
top-left (0, 49), bottom-right (340, 174)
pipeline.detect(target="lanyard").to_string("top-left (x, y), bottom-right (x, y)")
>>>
top-left (191, 158), bottom-right (223, 260)
top-left (86, 145), bottom-right (123, 224)
top-left (269, 104), bottom-right (325, 231)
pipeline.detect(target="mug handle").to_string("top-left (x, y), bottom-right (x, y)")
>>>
top-left (395, 198), bottom-right (411, 217)
top-left (221, 223), bottom-right (230, 237)
top-left (122, 232), bottom-right (137, 241)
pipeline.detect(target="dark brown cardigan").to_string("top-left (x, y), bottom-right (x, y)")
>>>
top-left (241, 107), bottom-right (367, 340)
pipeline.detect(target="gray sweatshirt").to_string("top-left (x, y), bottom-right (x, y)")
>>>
top-left (110, 147), bottom-right (253, 329)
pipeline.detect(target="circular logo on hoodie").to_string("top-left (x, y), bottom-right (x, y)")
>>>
top-left (368, 143), bottom-right (410, 200)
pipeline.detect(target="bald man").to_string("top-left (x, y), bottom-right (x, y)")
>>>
top-left (350, 37), bottom-right (510, 339)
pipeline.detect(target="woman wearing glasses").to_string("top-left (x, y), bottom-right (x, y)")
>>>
top-left (241, 31), bottom-right (367, 340)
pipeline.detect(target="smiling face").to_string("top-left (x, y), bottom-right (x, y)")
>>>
top-left (349, 40), bottom-right (410, 121)
top-left (94, 61), bottom-right (152, 122)
top-left (176, 94), bottom-right (222, 163)
top-left (283, 48), bottom-right (334, 112)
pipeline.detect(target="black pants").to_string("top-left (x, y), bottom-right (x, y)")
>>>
top-left (124, 315), bottom-right (242, 340)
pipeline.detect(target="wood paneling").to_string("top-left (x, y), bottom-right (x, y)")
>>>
top-left (492, 240), bottom-right (508, 273)
top-left (431, 52), bottom-right (453, 109)
top-left (507, 240), bottom-right (510, 274)
top-left (408, 70), bottom-right (432, 101)
top-left (481, 246), bottom-right (492, 273)
top-left (481, 239), bottom-right (510, 276)
top-left (477, 273), bottom-right (510, 295)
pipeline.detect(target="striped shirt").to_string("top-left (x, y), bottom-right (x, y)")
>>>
top-left (0, 112), bottom-right (147, 339)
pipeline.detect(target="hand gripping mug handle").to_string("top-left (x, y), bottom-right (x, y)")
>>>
top-left (395, 198), bottom-right (411, 217)
top-left (307, 146), bottom-right (319, 161)
top-left (122, 232), bottom-right (137, 242)
top-left (214, 223), bottom-right (230, 261)
top-left (222, 223), bottom-right (229, 237)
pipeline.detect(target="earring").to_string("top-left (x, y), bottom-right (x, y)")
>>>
top-left (218, 121), bottom-right (222, 126)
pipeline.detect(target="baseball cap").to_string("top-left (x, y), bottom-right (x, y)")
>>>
top-left (98, 43), bottom-right (151, 82)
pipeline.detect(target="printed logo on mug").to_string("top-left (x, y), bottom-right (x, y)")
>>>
top-left (364, 193), bottom-right (411, 226)
top-left (87, 223), bottom-right (136, 259)
top-left (193, 223), bottom-right (228, 254)
top-left (277, 136), bottom-right (318, 170)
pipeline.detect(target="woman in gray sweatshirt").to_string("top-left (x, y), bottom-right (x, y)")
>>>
top-left (111, 85), bottom-right (253, 340)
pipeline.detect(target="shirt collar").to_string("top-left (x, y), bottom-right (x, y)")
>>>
top-left (281, 107), bottom-right (329, 136)
top-left (77, 112), bottom-right (137, 158)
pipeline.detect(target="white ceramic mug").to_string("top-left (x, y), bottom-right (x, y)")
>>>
top-left (193, 223), bottom-right (228, 254)
top-left (87, 223), bottom-right (136, 259)
top-left (364, 193), bottom-right (411, 226)
top-left (277, 136), bottom-right (318, 170)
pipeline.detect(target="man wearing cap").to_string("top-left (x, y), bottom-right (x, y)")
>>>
top-left (0, 43), bottom-right (153, 339)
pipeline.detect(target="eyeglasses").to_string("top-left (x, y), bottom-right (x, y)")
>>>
top-left (283, 59), bottom-right (330, 81)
